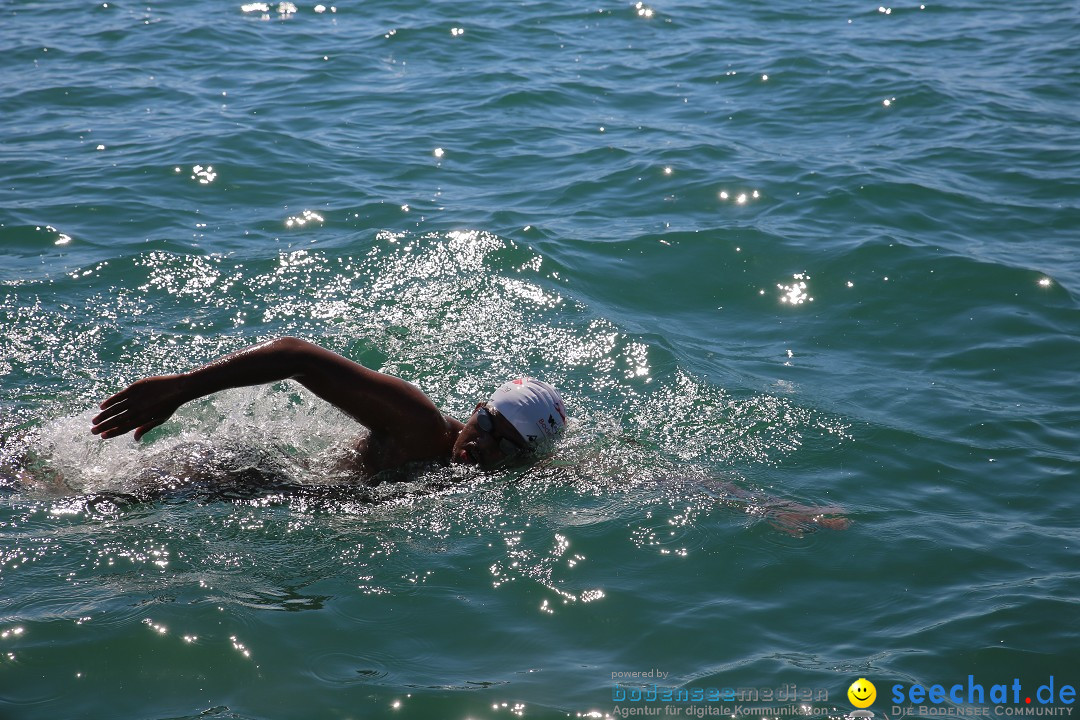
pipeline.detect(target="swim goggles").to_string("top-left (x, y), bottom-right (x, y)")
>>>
top-left (476, 405), bottom-right (528, 458)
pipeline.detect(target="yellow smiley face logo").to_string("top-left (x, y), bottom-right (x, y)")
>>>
top-left (848, 678), bottom-right (877, 708)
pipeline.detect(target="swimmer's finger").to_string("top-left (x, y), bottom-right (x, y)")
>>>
top-left (92, 415), bottom-right (132, 438)
top-left (92, 401), bottom-right (128, 427)
top-left (98, 388), bottom-right (132, 410)
top-left (91, 404), bottom-right (135, 433)
top-left (133, 419), bottom-right (166, 442)
top-left (93, 407), bottom-right (150, 438)
top-left (97, 417), bottom-right (146, 440)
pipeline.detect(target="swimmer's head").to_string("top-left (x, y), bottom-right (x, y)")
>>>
top-left (487, 378), bottom-right (567, 448)
top-left (452, 378), bottom-right (567, 468)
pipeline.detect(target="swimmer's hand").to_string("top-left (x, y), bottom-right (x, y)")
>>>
top-left (92, 374), bottom-right (188, 441)
top-left (703, 478), bottom-right (850, 537)
top-left (762, 501), bottom-right (851, 536)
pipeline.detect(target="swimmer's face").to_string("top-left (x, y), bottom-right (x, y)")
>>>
top-left (452, 403), bottom-right (529, 468)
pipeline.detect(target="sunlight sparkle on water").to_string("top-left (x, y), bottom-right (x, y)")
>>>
top-left (719, 189), bottom-right (760, 204)
top-left (190, 165), bottom-right (217, 184)
top-left (491, 702), bottom-right (527, 717)
top-left (778, 273), bottom-right (814, 305)
top-left (142, 618), bottom-right (167, 635)
top-left (39, 225), bottom-right (73, 245)
top-left (1038, 277), bottom-right (1052, 287)
top-left (230, 635), bottom-right (251, 658)
top-left (285, 209), bottom-right (324, 228)
top-left (634, 2), bottom-right (655, 18)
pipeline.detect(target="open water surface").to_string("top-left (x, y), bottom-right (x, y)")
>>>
top-left (1, 0), bottom-right (1078, 718)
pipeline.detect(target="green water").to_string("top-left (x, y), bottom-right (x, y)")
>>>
top-left (1, 0), bottom-right (1078, 718)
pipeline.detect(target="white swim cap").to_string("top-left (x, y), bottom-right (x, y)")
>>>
top-left (488, 378), bottom-right (567, 447)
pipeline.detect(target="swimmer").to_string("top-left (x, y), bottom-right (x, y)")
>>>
top-left (91, 336), bottom-right (567, 476)
top-left (88, 336), bottom-right (847, 533)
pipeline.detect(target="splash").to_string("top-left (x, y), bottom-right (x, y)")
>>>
top-left (3, 230), bottom-right (850, 537)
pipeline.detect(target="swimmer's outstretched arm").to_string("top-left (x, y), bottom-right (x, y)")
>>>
top-left (702, 478), bottom-right (850, 535)
top-left (91, 337), bottom-right (453, 458)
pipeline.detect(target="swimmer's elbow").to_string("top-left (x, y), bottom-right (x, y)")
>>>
top-left (266, 336), bottom-right (325, 376)
top-left (270, 335), bottom-right (312, 352)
